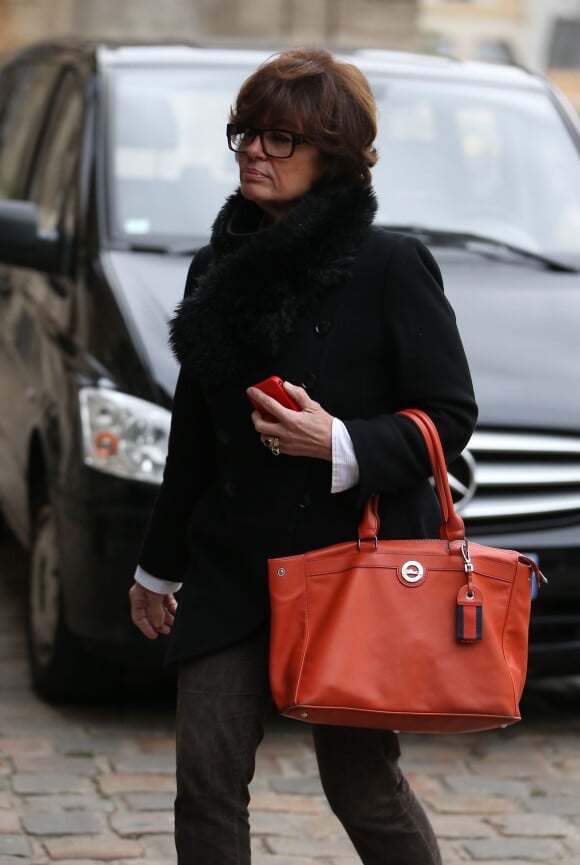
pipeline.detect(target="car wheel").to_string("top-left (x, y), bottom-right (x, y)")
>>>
top-left (27, 501), bottom-right (100, 702)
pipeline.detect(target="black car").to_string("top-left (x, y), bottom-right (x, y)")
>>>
top-left (0, 41), bottom-right (579, 700)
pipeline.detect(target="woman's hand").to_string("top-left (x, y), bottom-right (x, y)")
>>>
top-left (246, 380), bottom-right (333, 460)
top-left (129, 583), bottom-right (177, 640)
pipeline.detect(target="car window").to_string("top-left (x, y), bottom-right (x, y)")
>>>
top-left (105, 63), bottom-right (580, 257)
top-left (28, 70), bottom-right (84, 237)
top-left (0, 63), bottom-right (60, 199)
top-left (371, 78), bottom-right (580, 255)
top-left (107, 66), bottom-right (241, 244)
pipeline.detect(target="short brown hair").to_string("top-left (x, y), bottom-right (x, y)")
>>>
top-left (230, 48), bottom-right (378, 187)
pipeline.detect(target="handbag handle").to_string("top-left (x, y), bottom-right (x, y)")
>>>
top-left (358, 409), bottom-right (466, 544)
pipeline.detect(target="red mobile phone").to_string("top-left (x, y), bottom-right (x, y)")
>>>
top-left (249, 376), bottom-right (300, 422)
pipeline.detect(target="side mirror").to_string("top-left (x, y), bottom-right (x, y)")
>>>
top-left (0, 200), bottom-right (62, 273)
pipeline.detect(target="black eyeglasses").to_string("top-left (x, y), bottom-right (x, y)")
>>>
top-left (226, 124), bottom-right (308, 159)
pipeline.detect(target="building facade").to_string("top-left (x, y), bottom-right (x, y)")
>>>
top-left (419, 0), bottom-right (580, 109)
top-left (0, 0), bottom-right (420, 59)
top-left (420, 0), bottom-right (525, 64)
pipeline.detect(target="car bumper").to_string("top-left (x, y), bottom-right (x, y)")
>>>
top-left (56, 471), bottom-right (580, 675)
top-left (56, 468), bottom-right (169, 667)
top-left (472, 522), bottom-right (580, 678)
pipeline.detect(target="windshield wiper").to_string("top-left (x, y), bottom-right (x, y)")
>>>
top-left (126, 242), bottom-right (172, 254)
top-left (379, 225), bottom-right (579, 274)
top-left (125, 241), bottom-right (204, 256)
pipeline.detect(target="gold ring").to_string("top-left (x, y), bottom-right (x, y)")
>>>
top-left (263, 435), bottom-right (280, 455)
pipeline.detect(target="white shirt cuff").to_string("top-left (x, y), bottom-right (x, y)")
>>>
top-left (331, 418), bottom-right (360, 493)
top-left (134, 565), bottom-right (182, 595)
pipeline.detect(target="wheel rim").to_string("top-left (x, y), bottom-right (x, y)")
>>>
top-left (30, 505), bottom-right (61, 668)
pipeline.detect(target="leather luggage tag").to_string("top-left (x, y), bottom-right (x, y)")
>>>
top-left (456, 585), bottom-right (483, 642)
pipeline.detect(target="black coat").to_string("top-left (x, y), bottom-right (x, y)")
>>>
top-left (138, 183), bottom-right (478, 663)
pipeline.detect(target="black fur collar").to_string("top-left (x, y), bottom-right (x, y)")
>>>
top-left (169, 182), bottom-right (377, 384)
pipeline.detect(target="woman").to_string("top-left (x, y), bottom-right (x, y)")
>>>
top-left (129, 48), bottom-right (477, 865)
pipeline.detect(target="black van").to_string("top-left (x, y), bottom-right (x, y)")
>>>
top-left (1, 40), bottom-right (580, 700)
top-left (0, 40), bottom-right (230, 698)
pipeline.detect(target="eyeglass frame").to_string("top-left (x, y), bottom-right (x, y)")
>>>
top-left (226, 123), bottom-right (309, 159)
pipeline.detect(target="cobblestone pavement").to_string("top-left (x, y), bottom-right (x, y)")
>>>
top-left (1, 529), bottom-right (580, 865)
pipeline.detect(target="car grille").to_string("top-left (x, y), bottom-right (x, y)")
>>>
top-left (448, 430), bottom-right (580, 527)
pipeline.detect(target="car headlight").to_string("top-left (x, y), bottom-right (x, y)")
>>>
top-left (79, 387), bottom-right (170, 484)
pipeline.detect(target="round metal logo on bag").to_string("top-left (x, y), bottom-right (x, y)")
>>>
top-left (400, 560), bottom-right (425, 586)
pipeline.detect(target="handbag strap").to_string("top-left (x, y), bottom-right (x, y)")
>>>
top-left (358, 409), bottom-right (466, 543)
top-left (399, 409), bottom-right (465, 541)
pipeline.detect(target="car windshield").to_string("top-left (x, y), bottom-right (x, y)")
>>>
top-left (107, 66), bottom-right (242, 245)
top-left (107, 65), bottom-right (580, 256)
top-left (372, 77), bottom-right (580, 257)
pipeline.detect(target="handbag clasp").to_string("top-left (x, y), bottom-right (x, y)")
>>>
top-left (461, 540), bottom-right (474, 575)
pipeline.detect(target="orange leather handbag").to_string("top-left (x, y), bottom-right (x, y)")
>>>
top-left (268, 409), bottom-right (546, 734)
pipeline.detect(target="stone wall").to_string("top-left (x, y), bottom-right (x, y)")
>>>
top-left (0, 0), bottom-right (419, 59)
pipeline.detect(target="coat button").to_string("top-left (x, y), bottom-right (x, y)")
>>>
top-left (298, 493), bottom-right (312, 510)
top-left (301, 372), bottom-right (317, 391)
top-left (315, 320), bottom-right (331, 336)
top-left (217, 429), bottom-right (230, 446)
top-left (224, 481), bottom-right (235, 497)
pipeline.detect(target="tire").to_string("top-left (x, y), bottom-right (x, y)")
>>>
top-left (27, 500), bottom-right (105, 702)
